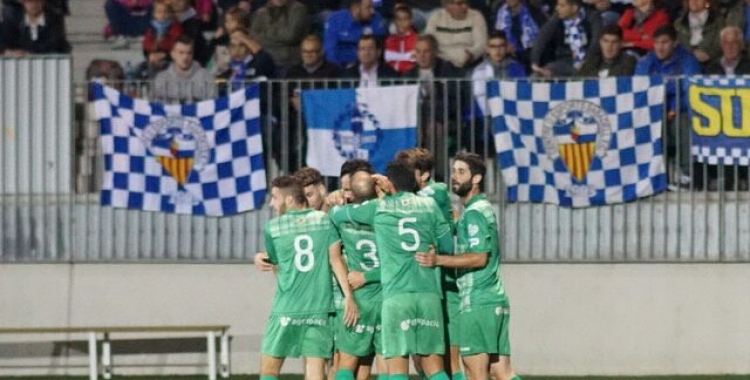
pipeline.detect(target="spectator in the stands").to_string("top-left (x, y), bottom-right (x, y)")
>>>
top-left (530, 0), bottom-right (602, 78)
top-left (340, 34), bottom-right (400, 86)
top-left (403, 34), bottom-right (464, 175)
top-left (324, 0), bottom-right (387, 68)
top-left (193, 0), bottom-right (216, 31)
top-left (702, 25), bottom-right (750, 190)
top-left (152, 35), bottom-right (215, 103)
top-left (493, 0), bottom-right (546, 72)
top-left (617, 0), bottom-right (671, 56)
top-left (282, 35), bottom-right (342, 172)
top-left (216, 29), bottom-right (276, 94)
top-left (674, 0), bottom-right (725, 66)
top-left (250, 0), bottom-right (309, 73)
top-left (208, 6), bottom-right (251, 75)
top-left (384, 5), bottom-right (418, 74)
top-left (1, 0), bottom-right (71, 56)
top-left (584, 0), bottom-right (621, 26)
top-left (635, 25), bottom-right (702, 188)
top-left (424, 0), bottom-right (487, 72)
top-left (104, 0), bottom-right (152, 50)
top-left (138, 0), bottom-right (182, 79)
top-left (578, 24), bottom-right (636, 77)
top-left (472, 31), bottom-right (526, 117)
top-left (167, 0), bottom-right (212, 65)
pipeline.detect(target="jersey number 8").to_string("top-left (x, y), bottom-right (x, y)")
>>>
top-left (294, 235), bottom-right (314, 272)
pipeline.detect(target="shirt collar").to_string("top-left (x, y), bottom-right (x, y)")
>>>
top-left (24, 13), bottom-right (46, 27)
top-left (465, 193), bottom-right (486, 208)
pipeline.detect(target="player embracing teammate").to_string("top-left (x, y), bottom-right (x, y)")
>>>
top-left (256, 150), bottom-right (522, 380)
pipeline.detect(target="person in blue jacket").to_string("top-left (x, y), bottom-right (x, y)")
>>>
top-left (323, 0), bottom-right (387, 68)
top-left (635, 24), bottom-right (702, 187)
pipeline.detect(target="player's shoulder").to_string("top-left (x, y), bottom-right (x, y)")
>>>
top-left (464, 198), bottom-right (496, 222)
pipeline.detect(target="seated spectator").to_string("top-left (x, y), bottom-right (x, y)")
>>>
top-left (578, 24), bottom-right (636, 77)
top-left (324, 0), bottom-right (387, 68)
top-left (152, 35), bottom-right (215, 103)
top-left (194, 0), bottom-right (216, 31)
top-left (138, 0), bottom-right (182, 80)
top-left (384, 5), bottom-right (418, 74)
top-left (584, 0), bottom-right (621, 26)
top-left (617, 0), bottom-right (671, 56)
top-left (167, 0), bottom-right (212, 65)
top-left (403, 34), bottom-right (463, 174)
top-left (250, 0), bottom-right (309, 73)
top-left (674, 0), bottom-right (724, 66)
top-left (702, 26), bottom-right (750, 190)
top-left (2, 0), bottom-right (71, 56)
top-left (216, 0), bottom-right (253, 14)
top-left (340, 34), bottom-right (400, 87)
top-left (283, 35), bottom-right (343, 172)
top-left (472, 31), bottom-right (526, 117)
top-left (635, 25), bottom-right (702, 188)
top-left (216, 30), bottom-right (276, 95)
top-left (104, 0), bottom-right (152, 50)
top-left (530, 0), bottom-right (602, 78)
top-left (493, 0), bottom-right (547, 72)
top-left (424, 0), bottom-right (487, 71)
top-left (208, 6), bottom-right (251, 75)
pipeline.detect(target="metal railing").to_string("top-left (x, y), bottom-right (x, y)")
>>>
top-left (1, 74), bottom-right (749, 262)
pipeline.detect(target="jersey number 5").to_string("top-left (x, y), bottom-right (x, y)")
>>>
top-left (294, 235), bottom-right (314, 272)
top-left (398, 217), bottom-right (420, 251)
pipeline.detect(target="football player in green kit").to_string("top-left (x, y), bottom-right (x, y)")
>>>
top-left (330, 159), bottom-right (454, 380)
top-left (259, 175), bottom-right (359, 380)
top-left (416, 153), bottom-right (522, 380)
top-left (395, 148), bottom-right (463, 380)
top-left (330, 171), bottom-right (387, 380)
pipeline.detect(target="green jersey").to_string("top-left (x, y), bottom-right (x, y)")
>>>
top-left (329, 210), bottom-right (382, 303)
top-left (455, 194), bottom-right (508, 312)
top-left (417, 180), bottom-right (454, 233)
top-left (331, 192), bottom-right (454, 298)
top-left (264, 208), bottom-right (341, 315)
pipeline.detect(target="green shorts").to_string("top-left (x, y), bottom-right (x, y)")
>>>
top-left (443, 288), bottom-right (461, 347)
top-left (330, 310), bottom-right (342, 350)
top-left (381, 292), bottom-right (445, 358)
top-left (337, 297), bottom-right (382, 357)
top-left (458, 304), bottom-right (511, 357)
top-left (261, 314), bottom-right (333, 358)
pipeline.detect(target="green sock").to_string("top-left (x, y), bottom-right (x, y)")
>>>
top-left (428, 370), bottom-right (450, 380)
top-left (260, 376), bottom-right (278, 380)
top-left (510, 376), bottom-right (522, 380)
top-left (335, 369), bottom-right (355, 380)
top-left (390, 374), bottom-right (409, 380)
top-left (376, 374), bottom-right (389, 380)
top-left (418, 370), bottom-right (428, 380)
top-left (451, 371), bottom-right (466, 380)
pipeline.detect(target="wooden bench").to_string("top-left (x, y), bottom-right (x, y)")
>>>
top-left (0, 325), bottom-right (230, 380)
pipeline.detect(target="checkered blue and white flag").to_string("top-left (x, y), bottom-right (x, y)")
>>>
top-left (92, 83), bottom-right (266, 216)
top-left (489, 76), bottom-right (667, 207)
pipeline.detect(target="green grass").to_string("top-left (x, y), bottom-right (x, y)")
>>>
top-left (1, 376), bottom-right (750, 380)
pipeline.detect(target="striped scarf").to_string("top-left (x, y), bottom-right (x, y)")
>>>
top-left (495, 4), bottom-right (540, 51)
top-left (563, 9), bottom-right (588, 69)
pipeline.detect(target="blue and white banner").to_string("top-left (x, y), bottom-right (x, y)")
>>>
top-left (302, 85), bottom-right (419, 176)
top-left (92, 83), bottom-right (266, 216)
top-left (689, 76), bottom-right (750, 165)
top-left (489, 77), bottom-right (667, 207)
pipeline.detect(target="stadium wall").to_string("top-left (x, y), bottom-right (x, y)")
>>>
top-left (1, 263), bottom-right (748, 376)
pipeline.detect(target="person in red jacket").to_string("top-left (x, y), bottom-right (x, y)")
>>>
top-left (140, 0), bottom-right (183, 79)
top-left (384, 5), bottom-right (418, 74)
top-left (617, 0), bottom-right (671, 56)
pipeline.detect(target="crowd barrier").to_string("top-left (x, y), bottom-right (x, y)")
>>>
top-left (1, 63), bottom-right (749, 262)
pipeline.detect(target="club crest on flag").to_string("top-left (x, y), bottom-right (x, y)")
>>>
top-left (332, 102), bottom-right (380, 160)
top-left (142, 116), bottom-right (211, 187)
top-left (542, 100), bottom-right (612, 191)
